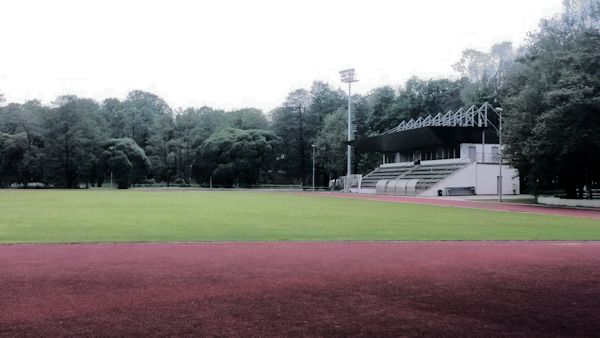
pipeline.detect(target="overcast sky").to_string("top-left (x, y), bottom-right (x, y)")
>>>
top-left (0, 0), bottom-right (563, 111)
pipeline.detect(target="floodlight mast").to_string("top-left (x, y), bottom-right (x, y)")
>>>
top-left (340, 68), bottom-right (357, 193)
top-left (311, 144), bottom-right (316, 191)
top-left (495, 107), bottom-right (503, 202)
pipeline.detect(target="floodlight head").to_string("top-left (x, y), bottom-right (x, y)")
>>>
top-left (494, 107), bottom-right (503, 113)
top-left (311, 144), bottom-right (315, 148)
top-left (339, 68), bottom-right (357, 83)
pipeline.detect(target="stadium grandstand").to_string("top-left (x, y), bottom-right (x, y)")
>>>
top-left (350, 103), bottom-right (520, 197)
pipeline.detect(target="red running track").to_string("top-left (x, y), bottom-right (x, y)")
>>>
top-left (311, 192), bottom-right (600, 219)
top-left (2, 242), bottom-right (600, 337)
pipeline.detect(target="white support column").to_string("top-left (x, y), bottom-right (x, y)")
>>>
top-left (339, 68), bottom-right (358, 193)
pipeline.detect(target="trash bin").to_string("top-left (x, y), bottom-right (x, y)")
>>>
top-left (437, 190), bottom-right (443, 196)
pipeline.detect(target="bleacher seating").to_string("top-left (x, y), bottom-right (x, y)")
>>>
top-left (361, 162), bottom-right (468, 194)
top-left (360, 165), bottom-right (413, 188)
top-left (575, 188), bottom-right (600, 199)
top-left (400, 163), bottom-right (467, 192)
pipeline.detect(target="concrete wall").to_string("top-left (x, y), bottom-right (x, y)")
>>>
top-left (420, 158), bottom-right (470, 166)
top-left (420, 162), bottom-right (520, 197)
top-left (473, 163), bottom-right (520, 195)
top-left (460, 143), bottom-right (500, 162)
top-left (538, 196), bottom-right (600, 208)
top-left (381, 158), bottom-right (470, 168)
top-left (380, 162), bottom-right (414, 168)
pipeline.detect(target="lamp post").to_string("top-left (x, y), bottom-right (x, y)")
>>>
top-left (495, 107), bottom-right (503, 202)
top-left (311, 144), bottom-right (316, 191)
top-left (340, 68), bottom-right (358, 193)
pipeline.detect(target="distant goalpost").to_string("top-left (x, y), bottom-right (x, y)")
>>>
top-left (335, 174), bottom-right (362, 192)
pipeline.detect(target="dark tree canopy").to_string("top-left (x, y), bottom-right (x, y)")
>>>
top-left (42, 96), bottom-right (107, 188)
top-left (192, 128), bottom-right (280, 186)
top-left (227, 108), bottom-right (269, 130)
top-left (0, 100), bottom-right (47, 185)
top-left (97, 138), bottom-right (151, 188)
top-left (503, 29), bottom-right (600, 197)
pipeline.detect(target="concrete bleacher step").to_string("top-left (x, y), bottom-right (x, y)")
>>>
top-left (361, 162), bottom-right (469, 194)
top-left (361, 165), bottom-right (414, 188)
top-left (408, 163), bottom-right (468, 192)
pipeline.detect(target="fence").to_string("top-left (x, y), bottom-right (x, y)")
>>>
top-left (248, 184), bottom-right (303, 190)
top-left (575, 188), bottom-right (600, 199)
top-left (131, 183), bottom-right (193, 188)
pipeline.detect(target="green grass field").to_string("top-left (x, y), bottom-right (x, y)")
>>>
top-left (1, 190), bottom-right (599, 243)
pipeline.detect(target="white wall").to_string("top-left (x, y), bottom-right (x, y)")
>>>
top-left (381, 158), bottom-right (469, 168)
top-left (381, 162), bottom-right (414, 168)
top-left (420, 162), bottom-right (520, 197)
top-left (460, 143), bottom-right (500, 163)
top-left (473, 163), bottom-right (520, 195)
top-left (420, 158), bottom-right (470, 166)
top-left (538, 197), bottom-right (600, 208)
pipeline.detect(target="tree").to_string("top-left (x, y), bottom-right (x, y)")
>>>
top-left (97, 138), bottom-right (151, 188)
top-left (189, 106), bottom-right (229, 147)
top-left (364, 86), bottom-right (398, 134)
top-left (454, 42), bottom-right (515, 105)
top-left (307, 81), bottom-right (345, 126)
top-left (0, 101), bottom-right (47, 185)
top-left (99, 98), bottom-right (128, 138)
top-left (271, 89), bottom-right (312, 182)
top-left (43, 96), bottom-right (107, 188)
top-left (227, 108), bottom-right (269, 130)
top-left (555, 0), bottom-right (600, 32)
top-left (351, 95), bottom-right (382, 175)
top-left (398, 77), bottom-right (465, 118)
top-left (192, 128), bottom-right (280, 186)
top-left (107, 152), bottom-right (132, 189)
top-left (0, 132), bottom-right (29, 186)
top-left (503, 5), bottom-right (600, 197)
top-left (314, 109), bottom-right (347, 183)
top-left (271, 83), bottom-right (346, 184)
top-left (170, 108), bottom-right (204, 182)
top-left (146, 114), bottom-right (176, 183)
top-left (121, 90), bottom-right (172, 149)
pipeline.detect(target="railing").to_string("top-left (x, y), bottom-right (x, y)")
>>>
top-left (472, 152), bottom-right (502, 164)
top-left (130, 183), bottom-right (306, 190)
top-left (248, 184), bottom-right (303, 190)
top-left (575, 188), bottom-right (600, 199)
top-left (131, 183), bottom-right (193, 188)
top-left (383, 102), bottom-right (498, 134)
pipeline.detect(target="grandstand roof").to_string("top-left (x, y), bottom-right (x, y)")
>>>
top-left (350, 126), bottom-right (498, 153)
top-left (350, 103), bottom-right (501, 153)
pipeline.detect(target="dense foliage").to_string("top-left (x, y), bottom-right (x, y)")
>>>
top-left (97, 138), bottom-right (151, 188)
top-left (503, 0), bottom-right (600, 197)
top-left (193, 128), bottom-right (280, 185)
top-left (1, 76), bottom-right (480, 188)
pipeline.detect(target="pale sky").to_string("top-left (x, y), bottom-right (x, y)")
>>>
top-left (0, 0), bottom-right (563, 112)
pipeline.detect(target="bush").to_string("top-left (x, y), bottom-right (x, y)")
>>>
top-left (142, 178), bottom-right (156, 185)
top-left (26, 182), bottom-right (45, 189)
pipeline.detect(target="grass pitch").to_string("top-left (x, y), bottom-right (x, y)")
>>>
top-left (1, 190), bottom-right (599, 243)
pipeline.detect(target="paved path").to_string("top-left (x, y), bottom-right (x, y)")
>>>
top-left (2, 242), bottom-right (600, 336)
top-left (314, 192), bottom-right (600, 219)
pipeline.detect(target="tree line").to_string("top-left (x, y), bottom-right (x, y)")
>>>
top-left (1, 0), bottom-right (599, 196)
